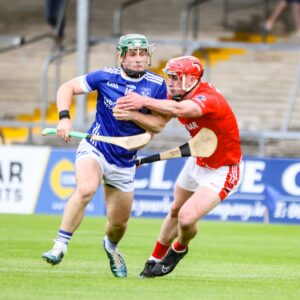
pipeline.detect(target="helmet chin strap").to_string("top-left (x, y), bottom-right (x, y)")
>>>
top-left (171, 78), bottom-right (199, 102)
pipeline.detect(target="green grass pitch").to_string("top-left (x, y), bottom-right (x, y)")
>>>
top-left (0, 214), bottom-right (299, 300)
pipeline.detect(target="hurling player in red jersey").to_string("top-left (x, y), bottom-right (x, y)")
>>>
top-left (115, 55), bottom-right (244, 278)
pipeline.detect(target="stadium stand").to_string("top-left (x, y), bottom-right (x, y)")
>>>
top-left (1, 0), bottom-right (300, 156)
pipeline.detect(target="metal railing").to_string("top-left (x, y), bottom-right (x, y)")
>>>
top-left (1, 0), bottom-right (300, 156)
top-left (0, 35), bottom-right (24, 53)
top-left (240, 130), bottom-right (300, 157)
top-left (281, 63), bottom-right (300, 132)
top-left (180, 0), bottom-right (212, 53)
top-left (113, 0), bottom-right (147, 36)
top-left (2, 34), bottom-right (300, 153)
top-left (0, 121), bottom-right (51, 145)
top-left (40, 46), bottom-right (77, 129)
top-left (222, 0), bottom-right (273, 28)
top-left (0, 0), bottom-right (70, 142)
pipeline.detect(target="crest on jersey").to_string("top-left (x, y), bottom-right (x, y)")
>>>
top-left (141, 88), bottom-right (151, 97)
top-left (194, 95), bottom-right (207, 101)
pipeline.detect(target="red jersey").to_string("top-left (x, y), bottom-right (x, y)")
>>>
top-left (178, 82), bottom-right (242, 169)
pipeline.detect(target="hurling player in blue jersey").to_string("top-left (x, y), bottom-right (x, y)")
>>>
top-left (42, 34), bottom-right (168, 277)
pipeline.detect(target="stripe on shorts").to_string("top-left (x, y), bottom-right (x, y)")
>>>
top-left (219, 164), bottom-right (240, 200)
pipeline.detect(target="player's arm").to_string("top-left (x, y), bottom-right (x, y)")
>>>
top-left (113, 107), bottom-right (170, 133)
top-left (116, 92), bottom-right (202, 118)
top-left (131, 111), bottom-right (170, 134)
top-left (56, 77), bottom-right (86, 142)
top-left (57, 77), bottom-right (85, 112)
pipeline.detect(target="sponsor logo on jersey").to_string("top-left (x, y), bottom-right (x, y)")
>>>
top-left (186, 121), bottom-right (199, 131)
top-left (104, 96), bottom-right (116, 110)
top-left (107, 81), bottom-right (119, 89)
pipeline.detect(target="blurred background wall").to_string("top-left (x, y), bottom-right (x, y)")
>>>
top-left (1, 0), bottom-right (300, 157)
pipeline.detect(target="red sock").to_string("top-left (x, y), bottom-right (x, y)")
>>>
top-left (151, 240), bottom-right (170, 259)
top-left (173, 240), bottom-right (187, 252)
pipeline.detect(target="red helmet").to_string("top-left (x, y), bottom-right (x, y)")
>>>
top-left (163, 56), bottom-right (203, 83)
top-left (163, 56), bottom-right (203, 100)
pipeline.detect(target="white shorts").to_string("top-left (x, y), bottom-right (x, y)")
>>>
top-left (76, 139), bottom-right (136, 192)
top-left (176, 157), bottom-right (244, 200)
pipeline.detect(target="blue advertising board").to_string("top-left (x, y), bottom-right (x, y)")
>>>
top-left (35, 148), bottom-right (300, 224)
top-left (132, 159), bottom-right (184, 218)
top-left (133, 156), bottom-right (300, 224)
top-left (35, 149), bottom-right (105, 216)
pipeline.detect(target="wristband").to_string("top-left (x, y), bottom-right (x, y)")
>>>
top-left (59, 110), bottom-right (70, 120)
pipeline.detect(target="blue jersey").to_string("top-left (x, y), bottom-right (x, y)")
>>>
top-left (80, 67), bottom-right (167, 167)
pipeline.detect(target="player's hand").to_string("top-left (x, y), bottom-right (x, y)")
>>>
top-left (113, 107), bottom-right (135, 121)
top-left (116, 92), bottom-right (147, 110)
top-left (56, 118), bottom-right (72, 142)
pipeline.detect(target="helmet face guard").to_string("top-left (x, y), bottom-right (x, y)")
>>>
top-left (163, 56), bottom-right (203, 101)
top-left (116, 34), bottom-right (155, 78)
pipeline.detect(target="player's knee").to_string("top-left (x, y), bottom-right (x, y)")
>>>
top-left (108, 218), bottom-right (128, 231)
top-left (178, 210), bottom-right (194, 229)
top-left (76, 183), bottom-right (97, 204)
